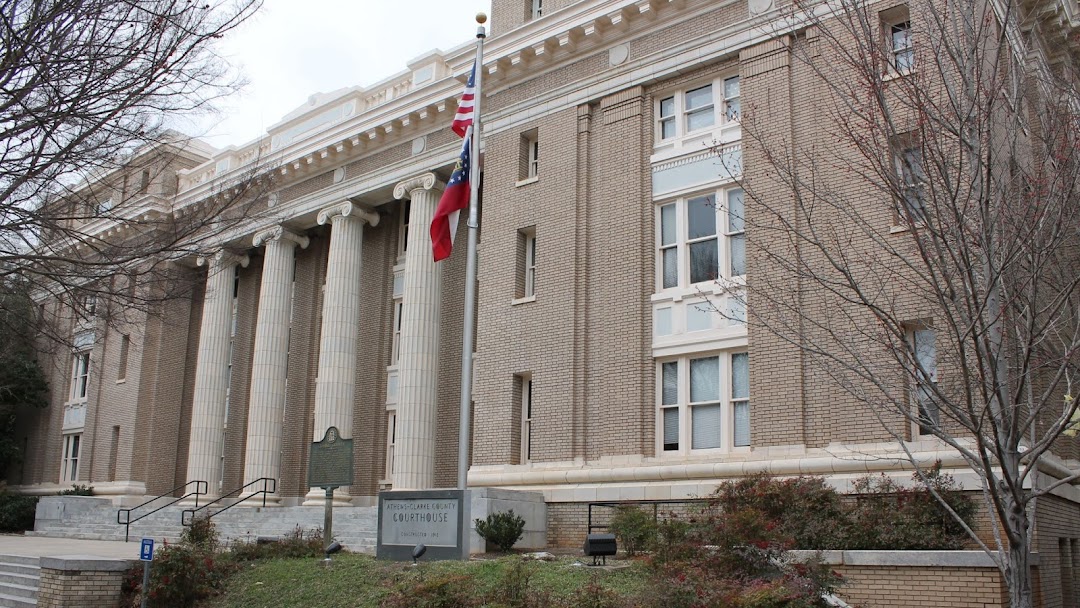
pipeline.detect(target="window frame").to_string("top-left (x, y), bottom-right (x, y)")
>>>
top-left (520, 375), bottom-right (533, 464)
top-left (69, 351), bottom-right (90, 403)
top-left (385, 410), bottom-right (396, 481)
top-left (60, 433), bottom-right (81, 483)
top-left (893, 140), bottom-right (926, 224)
top-left (531, 0), bottom-right (543, 19)
top-left (907, 326), bottom-right (938, 437)
top-left (524, 231), bottom-right (537, 298)
top-left (881, 6), bottom-right (914, 76)
top-left (656, 350), bottom-right (750, 455)
top-left (656, 75), bottom-right (741, 144)
top-left (656, 186), bottom-right (746, 292)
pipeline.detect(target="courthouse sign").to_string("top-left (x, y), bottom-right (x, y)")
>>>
top-left (377, 489), bottom-right (468, 560)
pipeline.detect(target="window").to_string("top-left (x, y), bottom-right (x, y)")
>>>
top-left (520, 376), bottom-right (533, 463)
top-left (893, 139), bottom-right (925, 222)
top-left (909, 327), bottom-right (937, 435)
top-left (117, 335), bottom-right (130, 381)
top-left (658, 352), bottom-right (750, 453)
top-left (657, 76), bottom-right (740, 141)
top-left (390, 271), bottom-right (404, 364)
top-left (657, 187), bottom-right (745, 290)
top-left (82, 294), bottom-right (97, 317)
top-left (516, 228), bottom-right (537, 300)
top-left (385, 411), bottom-right (396, 481)
top-left (94, 198), bottom-right (114, 215)
top-left (69, 352), bottom-right (90, 402)
top-left (531, 0), bottom-right (543, 19)
top-left (60, 433), bottom-right (81, 483)
top-left (519, 130), bottom-right (539, 181)
top-left (398, 200), bottom-right (411, 257)
top-left (882, 7), bottom-right (914, 74)
top-left (139, 170), bottom-right (150, 194)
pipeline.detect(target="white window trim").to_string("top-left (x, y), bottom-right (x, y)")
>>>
top-left (384, 409), bottom-right (396, 483)
top-left (397, 200), bottom-right (411, 261)
top-left (60, 433), bottom-right (81, 483)
top-left (527, 136), bottom-right (539, 179)
top-left (69, 352), bottom-right (90, 404)
top-left (524, 232), bottom-right (537, 298)
top-left (907, 326), bottom-right (938, 437)
top-left (656, 186), bottom-right (746, 296)
top-left (886, 18), bottom-right (914, 76)
top-left (656, 350), bottom-right (750, 457)
top-left (893, 143), bottom-right (926, 224)
top-left (520, 375), bottom-right (533, 464)
top-left (531, 0), bottom-right (543, 19)
top-left (655, 75), bottom-right (740, 147)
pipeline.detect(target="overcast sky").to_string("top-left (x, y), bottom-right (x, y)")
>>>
top-left (197, 0), bottom-right (491, 150)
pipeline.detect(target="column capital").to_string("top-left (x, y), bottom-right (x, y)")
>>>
top-left (317, 201), bottom-right (380, 227)
top-left (252, 225), bottom-right (310, 249)
top-left (393, 173), bottom-right (445, 200)
top-left (197, 250), bottom-right (250, 269)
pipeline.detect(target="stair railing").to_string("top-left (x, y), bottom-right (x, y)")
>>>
top-left (181, 477), bottom-right (276, 526)
top-left (117, 480), bottom-right (208, 542)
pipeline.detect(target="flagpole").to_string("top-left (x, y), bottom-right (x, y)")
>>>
top-left (458, 13), bottom-right (486, 491)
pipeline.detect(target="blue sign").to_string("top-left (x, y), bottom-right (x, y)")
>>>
top-left (139, 538), bottom-right (154, 562)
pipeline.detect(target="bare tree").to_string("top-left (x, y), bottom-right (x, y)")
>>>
top-left (0, 0), bottom-right (266, 342)
top-left (724, 0), bottom-right (1080, 605)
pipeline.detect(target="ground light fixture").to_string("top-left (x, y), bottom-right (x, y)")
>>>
top-left (583, 533), bottom-right (617, 566)
top-left (412, 543), bottom-right (427, 565)
top-left (324, 540), bottom-right (342, 563)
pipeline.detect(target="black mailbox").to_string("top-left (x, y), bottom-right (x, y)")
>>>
top-left (583, 533), bottom-right (617, 565)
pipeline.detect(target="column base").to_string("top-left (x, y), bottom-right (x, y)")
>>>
top-left (302, 487), bottom-right (353, 507)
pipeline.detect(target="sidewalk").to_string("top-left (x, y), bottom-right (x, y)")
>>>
top-left (0, 534), bottom-right (140, 560)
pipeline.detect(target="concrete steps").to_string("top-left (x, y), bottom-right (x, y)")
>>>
top-left (31, 496), bottom-right (379, 554)
top-left (0, 555), bottom-right (39, 608)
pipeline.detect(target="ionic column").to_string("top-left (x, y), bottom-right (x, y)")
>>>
top-left (303, 202), bottom-right (379, 506)
top-left (391, 173), bottom-right (445, 490)
top-left (243, 226), bottom-right (309, 499)
top-left (186, 251), bottom-right (248, 499)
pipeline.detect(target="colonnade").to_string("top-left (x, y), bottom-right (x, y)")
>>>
top-left (184, 174), bottom-right (445, 501)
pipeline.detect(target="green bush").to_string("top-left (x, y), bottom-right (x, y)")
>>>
top-left (180, 515), bottom-right (218, 552)
top-left (475, 510), bottom-right (526, 552)
top-left (57, 484), bottom-right (93, 496)
top-left (608, 506), bottom-right (656, 557)
top-left (709, 473), bottom-right (848, 549)
top-left (0, 492), bottom-right (37, 532)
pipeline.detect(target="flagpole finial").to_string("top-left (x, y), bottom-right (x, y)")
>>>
top-left (476, 12), bottom-right (487, 24)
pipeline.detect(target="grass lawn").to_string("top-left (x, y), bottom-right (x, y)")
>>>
top-left (202, 553), bottom-right (650, 608)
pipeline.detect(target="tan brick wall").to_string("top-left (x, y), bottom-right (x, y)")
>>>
top-left (38, 568), bottom-right (126, 608)
top-left (837, 565), bottom-right (1007, 608)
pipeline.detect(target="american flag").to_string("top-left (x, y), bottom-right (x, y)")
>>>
top-left (430, 128), bottom-right (471, 261)
top-left (451, 63), bottom-right (476, 138)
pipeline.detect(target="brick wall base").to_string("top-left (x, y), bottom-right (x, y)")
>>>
top-left (38, 557), bottom-right (132, 608)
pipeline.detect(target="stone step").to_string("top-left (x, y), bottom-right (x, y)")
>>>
top-left (0, 574), bottom-right (37, 589)
top-left (0, 591), bottom-right (36, 608)
top-left (0, 583), bottom-right (35, 602)
top-left (0, 563), bottom-right (37, 578)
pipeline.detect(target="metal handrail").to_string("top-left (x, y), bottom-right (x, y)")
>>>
top-left (181, 477), bottom-right (276, 526)
top-left (117, 480), bottom-right (208, 542)
top-left (586, 499), bottom-right (708, 535)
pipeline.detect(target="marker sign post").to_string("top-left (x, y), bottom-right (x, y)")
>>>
top-left (139, 538), bottom-right (154, 608)
top-left (308, 426), bottom-right (353, 553)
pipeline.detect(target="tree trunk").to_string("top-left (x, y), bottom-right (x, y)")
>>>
top-left (1005, 497), bottom-right (1034, 608)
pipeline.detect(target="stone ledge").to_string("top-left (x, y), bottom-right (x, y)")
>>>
top-left (788, 550), bottom-right (1036, 568)
top-left (40, 556), bottom-right (135, 572)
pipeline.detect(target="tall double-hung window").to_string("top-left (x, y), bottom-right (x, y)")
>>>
top-left (658, 187), bottom-right (746, 289)
top-left (659, 351), bottom-right (750, 453)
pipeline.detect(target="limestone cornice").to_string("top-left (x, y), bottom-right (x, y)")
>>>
top-left (393, 173), bottom-right (444, 200)
top-left (252, 225), bottom-right (310, 249)
top-left (197, 250), bottom-right (250, 269)
top-left (316, 201), bottom-right (380, 227)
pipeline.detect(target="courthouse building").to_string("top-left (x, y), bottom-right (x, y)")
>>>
top-left (10, 0), bottom-right (1080, 583)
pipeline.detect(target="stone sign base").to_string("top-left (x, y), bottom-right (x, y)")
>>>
top-left (377, 488), bottom-right (547, 560)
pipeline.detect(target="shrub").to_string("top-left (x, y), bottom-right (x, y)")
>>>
top-left (57, 484), bottom-right (93, 496)
top-left (608, 506), bottom-right (656, 557)
top-left (567, 577), bottom-right (629, 608)
top-left (475, 510), bottom-right (525, 552)
top-left (180, 515), bottom-right (217, 552)
top-left (0, 492), bottom-right (37, 532)
top-left (144, 541), bottom-right (233, 607)
top-left (709, 473), bottom-right (848, 549)
top-left (846, 464), bottom-right (976, 550)
top-left (228, 525), bottom-right (324, 561)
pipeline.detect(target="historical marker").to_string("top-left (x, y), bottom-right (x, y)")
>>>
top-left (308, 426), bottom-right (353, 488)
